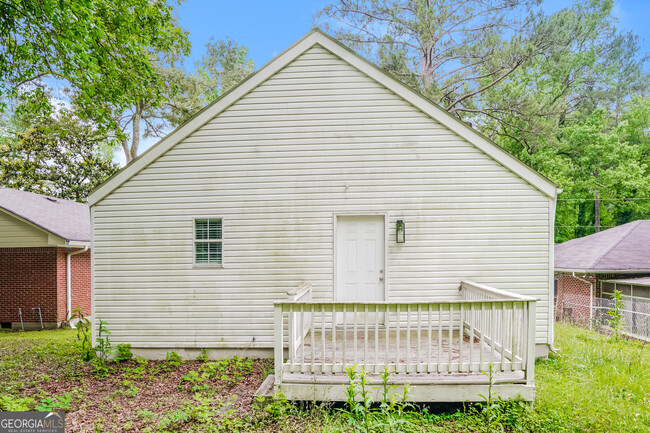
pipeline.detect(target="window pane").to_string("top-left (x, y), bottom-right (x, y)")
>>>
top-left (195, 219), bottom-right (208, 240)
top-left (195, 242), bottom-right (209, 263)
top-left (208, 242), bottom-right (222, 263)
top-left (208, 219), bottom-right (222, 240)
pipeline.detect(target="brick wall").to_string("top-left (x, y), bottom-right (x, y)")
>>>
top-left (0, 247), bottom-right (91, 326)
top-left (0, 247), bottom-right (58, 323)
top-left (555, 272), bottom-right (644, 321)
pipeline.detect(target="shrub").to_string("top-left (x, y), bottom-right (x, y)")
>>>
top-left (69, 307), bottom-right (92, 362)
top-left (165, 351), bottom-right (182, 370)
top-left (114, 344), bottom-right (133, 363)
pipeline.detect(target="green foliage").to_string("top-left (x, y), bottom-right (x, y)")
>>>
top-left (70, 307), bottom-right (93, 362)
top-left (35, 392), bottom-right (75, 412)
top-left (115, 380), bottom-right (140, 398)
top-left (608, 289), bottom-right (626, 340)
top-left (165, 351), bottom-right (183, 370)
top-left (0, 0), bottom-right (190, 128)
top-left (90, 357), bottom-right (111, 378)
top-left (473, 363), bottom-right (530, 432)
top-left (0, 394), bottom-right (35, 411)
top-left (95, 320), bottom-right (112, 362)
top-left (260, 357), bottom-right (274, 379)
top-left (0, 108), bottom-right (119, 202)
top-left (532, 323), bottom-right (650, 432)
top-left (196, 348), bottom-right (210, 362)
top-left (114, 344), bottom-right (133, 363)
top-left (199, 356), bottom-right (254, 384)
top-left (196, 37), bottom-right (255, 105)
top-left (114, 36), bottom-right (254, 163)
top-left (341, 366), bottom-right (414, 432)
top-left (1, 326), bottom-right (648, 431)
top-left (259, 392), bottom-right (293, 419)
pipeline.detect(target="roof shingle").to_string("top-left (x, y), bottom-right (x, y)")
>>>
top-left (555, 220), bottom-right (650, 272)
top-left (0, 188), bottom-right (90, 242)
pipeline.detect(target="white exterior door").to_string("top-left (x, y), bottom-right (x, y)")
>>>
top-left (335, 215), bottom-right (385, 304)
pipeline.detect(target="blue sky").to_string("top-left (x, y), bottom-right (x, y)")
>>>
top-left (175, 0), bottom-right (650, 71)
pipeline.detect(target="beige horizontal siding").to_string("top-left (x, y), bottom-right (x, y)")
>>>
top-left (93, 45), bottom-right (551, 349)
top-left (0, 213), bottom-right (50, 247)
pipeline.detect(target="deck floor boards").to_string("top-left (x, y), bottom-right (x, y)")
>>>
top-left (283, 328), bottom-right (524, 384)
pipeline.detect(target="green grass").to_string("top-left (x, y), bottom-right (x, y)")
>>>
top-left (532, 323), bottom-right (650, 432)
top-left (0, 328), bottom-right (79, 383)
top-left (0, 324), bottom-right (647, 432)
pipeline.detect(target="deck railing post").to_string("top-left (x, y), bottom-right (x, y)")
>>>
top-left (274, 303), bottom-right (284, 384)
top-left (526, 301), bottom-right (536, 386)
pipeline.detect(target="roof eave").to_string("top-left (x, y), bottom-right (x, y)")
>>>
top-left (555, 268), bottom-right (650, 274)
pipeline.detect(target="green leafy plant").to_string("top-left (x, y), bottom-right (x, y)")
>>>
top-left (90, 357), bottom-right (111, 377)
top-left (196, 348), bottom-right (210, 362)
top-left (165, 351), bottom-right (182, 370)
top-left (341, 366), bottom-right (414, 432)
top-left (35, 392), bottom-right (74, 412)
top-left (260, 392), bottom-right (292, 420)
top-left (114, 343), bottom-right (133, 363)
top-left (95, 319), bottom-right (112, 362)
top-left (200, 356), bottom-right (254, 385)
top-left (70, 307), bottom-right (93, 362)
top-left (0, 394), bottom-right (35, 411)
top-left (260, 357), bottom-right (274, 379)
top-left (608, 290), bottom-right (626, 340)
top-left (474, 363), bottom-right (530, 432)
top-left (115, 380), bottom-right (140, 398)
top-left (123, 356), bottom-right (148, 380)
top-left (181, 370), bottom-right (210, 392)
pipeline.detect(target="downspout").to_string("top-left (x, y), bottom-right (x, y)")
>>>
top-left (67, 246), bottom-right (89, 322)
top-left (572, 272), bottom-right (593, 330)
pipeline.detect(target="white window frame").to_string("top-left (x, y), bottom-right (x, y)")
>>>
top-left (193, 217), bottom-right (224, 267)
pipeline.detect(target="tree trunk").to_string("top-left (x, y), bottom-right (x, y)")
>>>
top-left (119, 103), bottom-right (143, 165)
top-left (420, 44), bottom-right (435, 91)
top-left (594, 190), bottom-right (601, 233)
top-left (129, 103), bottom-right (142, 162)
top-left (121, 138), bottom-right (131, 164)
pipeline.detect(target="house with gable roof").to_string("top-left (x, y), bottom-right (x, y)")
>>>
top-left (89, 29), bottom-right (561, 402)
top-left (0, 187), bottom-right (91, 330)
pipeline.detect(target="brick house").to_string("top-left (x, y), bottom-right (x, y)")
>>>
top-left (0, 188), bottom-right (91, 330)
top-left (554, 220), bottom-right (650, 322)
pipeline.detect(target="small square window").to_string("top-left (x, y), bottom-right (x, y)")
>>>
top-left (194, 218), bottom-right (222, 264)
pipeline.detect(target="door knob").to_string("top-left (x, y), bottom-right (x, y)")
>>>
top-left (379, 276), bottom-right (384, 281)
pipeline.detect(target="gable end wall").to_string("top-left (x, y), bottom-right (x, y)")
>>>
top-left (92, 46), bottom-right (552, 350)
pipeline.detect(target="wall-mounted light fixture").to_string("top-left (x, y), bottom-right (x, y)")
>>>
top-left (396, 220), bottom-right (405, 243)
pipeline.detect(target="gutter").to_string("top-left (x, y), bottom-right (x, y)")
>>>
top-left (66, 246), bottom-right (89, 322)
top-left (572, 272), bottom-right (593, 330)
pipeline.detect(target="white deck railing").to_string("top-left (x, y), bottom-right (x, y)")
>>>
top-left (274, 281), bottom-right (536, 387)
top-left (460, 280), bottom-right (537, 386)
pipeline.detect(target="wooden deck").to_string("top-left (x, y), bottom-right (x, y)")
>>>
top-left (271, 281), bottom-right (537, 402)
top-left (292, 328), bottom-right (522, 377)
top-left (285, 327), bottom-right (525, 384)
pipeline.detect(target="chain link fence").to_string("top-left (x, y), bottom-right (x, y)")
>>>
top-left (557, 294), bottom-right (650, 341)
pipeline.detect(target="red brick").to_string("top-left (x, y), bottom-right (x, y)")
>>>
top-left (0, 247), bottom-right (91, 325)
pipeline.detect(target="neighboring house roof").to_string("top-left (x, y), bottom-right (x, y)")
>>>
top-left (88, 29), bottom-right (559, 206)
top-left (0, 188), bottom-right (90, 243)
top-left (602, 277), bottom-right (650, 287)
top-left (555, 220), bottom-right (650, 273)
